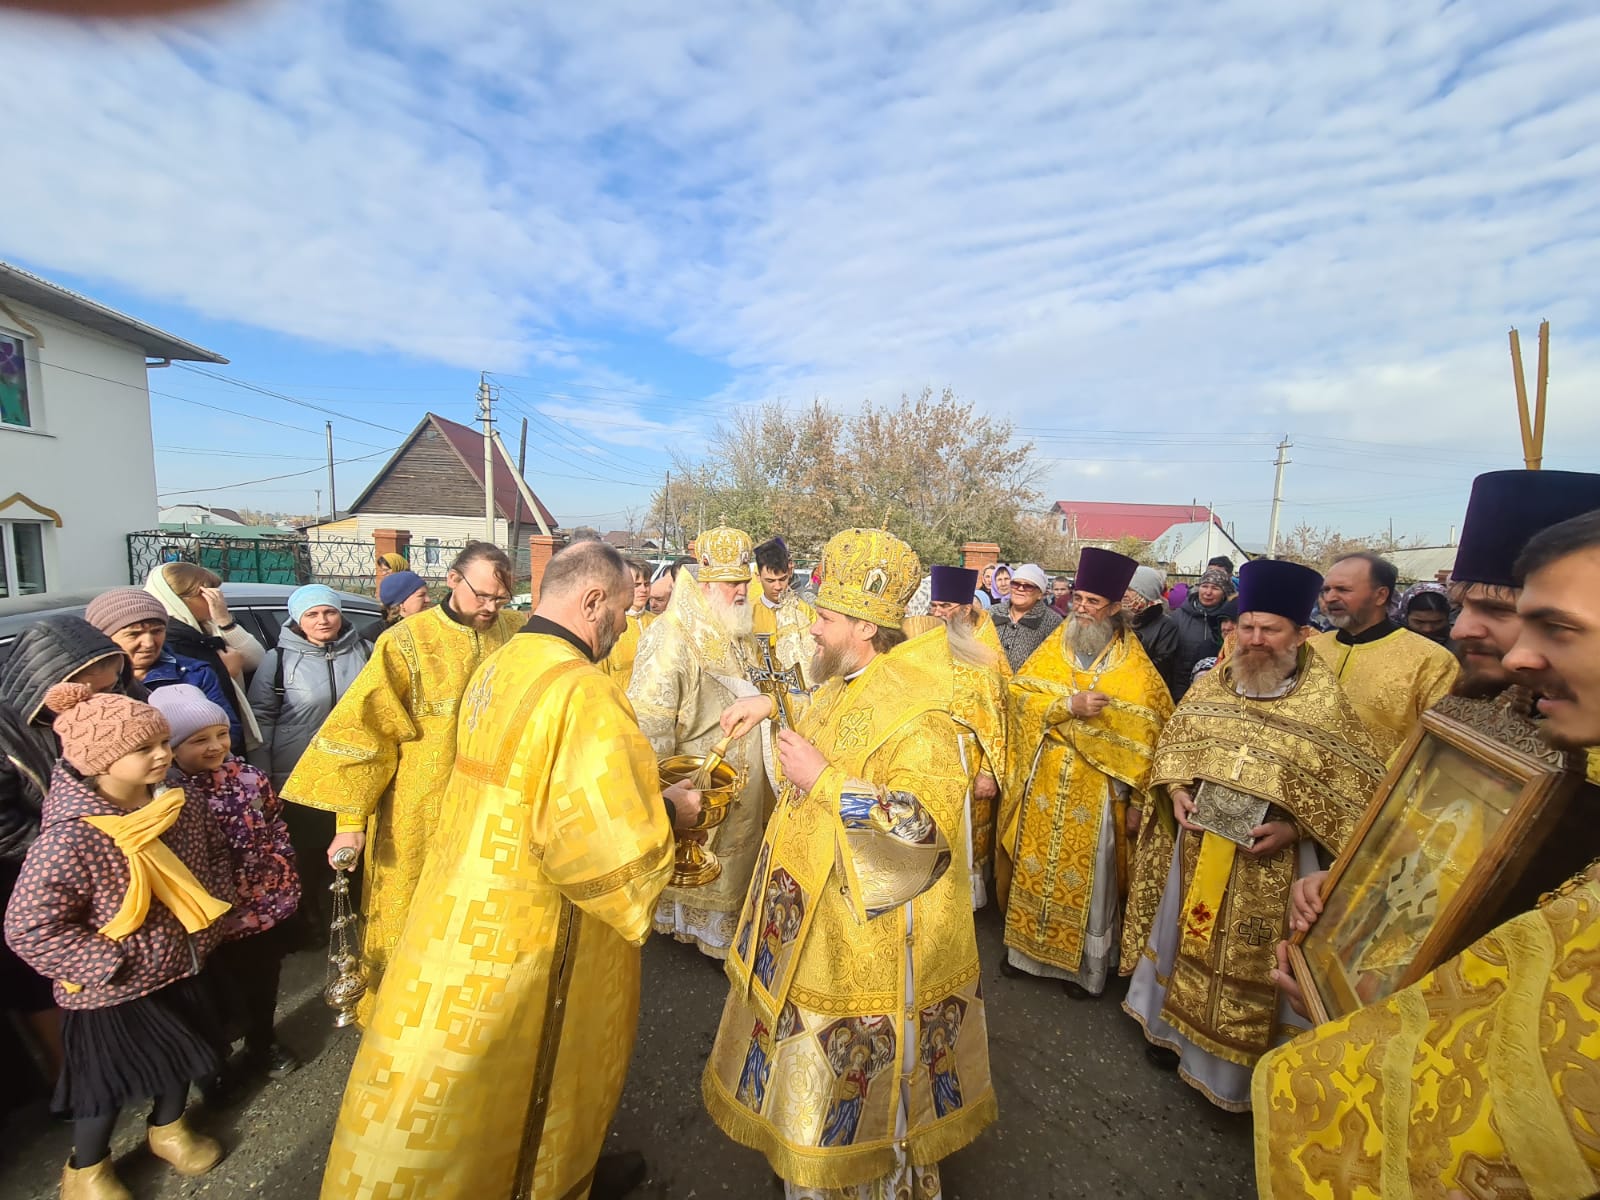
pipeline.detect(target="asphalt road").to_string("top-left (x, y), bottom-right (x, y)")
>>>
top-left (0, 905), bottom-right (1256, 1199)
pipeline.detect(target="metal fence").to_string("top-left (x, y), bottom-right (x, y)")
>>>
top-left (128, 532), bottom-right (467, 597)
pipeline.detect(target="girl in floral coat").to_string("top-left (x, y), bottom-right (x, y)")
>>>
top-left (149, 685), bottom-right (301, 1082)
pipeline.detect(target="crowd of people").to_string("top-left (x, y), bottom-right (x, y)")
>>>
top-left (2, 468), bottom-right (1599, 1199)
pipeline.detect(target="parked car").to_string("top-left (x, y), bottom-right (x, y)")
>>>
top-left (0, 583), bottom-right (386, 674)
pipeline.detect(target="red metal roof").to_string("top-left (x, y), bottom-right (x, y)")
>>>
top-left (429, 414), bottom-right (559, 530)
top-left (1050, 500), bottom-right (1220, 542)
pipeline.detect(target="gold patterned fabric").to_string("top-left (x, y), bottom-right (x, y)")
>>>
top-left (1254, 862), bottom-right (1600, 1200)
top-left (283, 605), bottom-right (524, 1021)
top-left (753, 590), bottom-right (818, 672)
top-left (601, 609), bottom-right (654, 691)
top-left (973, 611), bottom-right (1011, 679)
top-left (696, 522), bottom-right (757, 582)
top-left (816, 528), bottom-right (923, 628)
top-left (1125, 650), bottom-right (1384, 1067)
top-left (629, 579), bottom-right (771, 957)
top-left (951, 653), bottom-right (1007, 907)
top-left (1310, 627), bottom-right (1459, 759)
top-left (319, 631), bottom-right (675, 1200)
top-left (1002, 629), bottom-right (1170, 973)
top-left (704, 628), bottom-right (996, 1190)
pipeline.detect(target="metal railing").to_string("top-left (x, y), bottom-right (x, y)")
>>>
top-left (128, 533), bottom-right (467, 597)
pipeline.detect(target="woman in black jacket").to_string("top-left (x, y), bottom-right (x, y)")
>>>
top-left (0, 616), bottom-right (143, 1078)
top-left (1170, 566), bottom-right (1236, 698)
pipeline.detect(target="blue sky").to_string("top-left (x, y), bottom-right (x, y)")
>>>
top-left (5, 1), bottom-right (1599, 544)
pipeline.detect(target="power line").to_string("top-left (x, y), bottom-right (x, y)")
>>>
top-left (174, 364), bottom-right (411, 435)
top-left (157, 446), bottom-right (395, 497)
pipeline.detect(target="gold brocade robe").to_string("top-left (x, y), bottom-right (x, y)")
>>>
top-left (1002, 631), bottom-right (1171, 972)
top-left (752, 589), bottom-right (817, 672)
top-left (629, 581), bottom-right (770, 957)
top-left (951, 651), bottom-right (1007, 908)
top-left (319, 631), bottom-right (675, 1200)
top-left (703, 629), bottom-right (996, 1190)
top-left (973, 610), bottom-right (1011, 678)
top-left (282, 605), bottom-right (524, 1018)
top-left (1125, 650), bottom-right (1384, 1068)
top-left (602, 609), bottom-right (654, 690)
top-left (1253, 862), bottom-right (1600, 1200)
top-left (1310, 626), bottom-right (1458, 759)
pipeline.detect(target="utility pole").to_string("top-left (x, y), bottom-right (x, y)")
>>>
top-left (664, 469), bottom-right (676, 554)
top-left (478, 373), bottom-right (496, 543)
top-left (314, 488), bottom-right (321, 522)
top-left (1204, 501), bottom-right (1215, 563)
top-left (508, 416), bottom-right (528, 573)
top-left (1266, 435), bottom-right (1292, 558)
top-left (325, 422), bottom-right (337, 522)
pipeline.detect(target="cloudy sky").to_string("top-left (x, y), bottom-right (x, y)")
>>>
top-left (5, 0), bottom-right (1599, 543)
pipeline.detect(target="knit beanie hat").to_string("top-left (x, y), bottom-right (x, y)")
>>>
top-left (288, 584), bottom-right (342, 624)
top-left (1199, 565), bottom-right (1233, 593)
top-left (43, 682), bottom-right (170, 775)
top-left (84, 587), bottom-right (170, 637)
top-left (379, 569), bottom-right (426, 608)
top-left (147, 684), bottom-right (231, 747)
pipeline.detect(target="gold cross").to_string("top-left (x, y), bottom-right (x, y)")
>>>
top-left (1228, 743), bottom-right (1258, 781)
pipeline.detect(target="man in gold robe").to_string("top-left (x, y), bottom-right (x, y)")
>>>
top-left (1256, 506), bottom-right (1600, 1198)
top-left (1002, 548), bottom-right (1172, 997)
top-left (601, 556), bottom-right (655, 690)
top-left (704, 528), bottom-right (995, 1200)
top-left (1311, 551), bottom-right (1458, 758)
top-left (753, 535), bottom-right (817, 669)
top-left (283, 543), bottom-right (524, 1020)
top-left (630, 523), bottom-right (775, 959)
top-left (924, 566), bottom-right (1008, 909)
top-left (1123, 559), bottom-right (1385, 1111)
top-left (319, 541), bottom-right (702, 1200)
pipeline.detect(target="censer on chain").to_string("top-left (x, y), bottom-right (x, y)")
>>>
top-left (324, 845), bottom-right (369, 1028)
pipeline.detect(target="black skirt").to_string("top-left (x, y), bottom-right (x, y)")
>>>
top-left (53, 974), bottom-right (225, 1119)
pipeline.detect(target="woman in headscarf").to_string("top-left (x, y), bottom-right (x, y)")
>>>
top-left (144, 563), bottom-right (265, 754)
top-left (1400, 582), bottom-right (1454, 647)
top-left (991, 564), bottom-right (1013, 602)
top-left (375, 551), bottom-right (408, 587)
top-left (1170, 564), bottom-right (1235, 698)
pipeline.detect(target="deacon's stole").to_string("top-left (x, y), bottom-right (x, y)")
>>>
top-left (1254, 861), bottom-right (1600, 1200)
top-left (282, 604), bottom-right (524, 1017)
top-left (320, 634), bottom-right (675, 1200)
top-left (1139, 650), bottom-right (1384, 1065)
top-left (708, 628), bottom-right (994, 1188)
top-left (1002, 631), bottom-right (1171, 973)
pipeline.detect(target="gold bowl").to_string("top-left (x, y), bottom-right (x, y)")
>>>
top-left (659, 753), bottom-right (742, 886)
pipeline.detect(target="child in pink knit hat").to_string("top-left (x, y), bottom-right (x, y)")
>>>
top-left (4, 682), bottom-right (235, 1196)
top-left (150, 684), bottom-right (302, 1087)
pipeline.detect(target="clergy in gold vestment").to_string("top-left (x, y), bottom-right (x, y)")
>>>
top-left (1253, 861), bottom-right (1600, 1200)
top-left (753, 535), bottom-right (818, 674)
top-left (1311, 552), bottom-right (1459, 758)
top-left (705, 529), bottom-right (995, 1200)
top-left (283, 545), bottom-right (524, 1021)
top-left (630, 523), bottom-right (774, 959)
top-left (921, 566), bottom-right (1009, 910)
top-left (1124, 560), bottom-right (1384, 1112)
top-left (600, 557), bottom-right (655, 690)
top-left (1002, 548), bottom-right (1171, 995)
top-left (320, 542), bottom-right (694, 1200)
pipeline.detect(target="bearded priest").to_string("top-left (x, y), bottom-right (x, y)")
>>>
top-left (1122, 558), bottom-right (1385, 1111)
top-left (704, 528), bottom-right (995, 1200)
top-left (1001, 548), bottom-right (1172, 997)
top-left (630, 522), bottom-right (776, 959)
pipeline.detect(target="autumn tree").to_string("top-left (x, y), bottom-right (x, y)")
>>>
top-left (651, 388), bottom-right (1046, 565)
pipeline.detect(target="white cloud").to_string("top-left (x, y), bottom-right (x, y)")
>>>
top-left (4, 1), bottom-right (1600, 538)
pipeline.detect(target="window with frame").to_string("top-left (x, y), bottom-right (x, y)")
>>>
top-left (424, 538), bottom-right (441, 566)
top-left (0, 330), bottom-right (33, 428)
top-left (0, 520), bottom-right (48, 598)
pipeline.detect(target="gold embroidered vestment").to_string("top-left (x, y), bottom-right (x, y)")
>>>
top-left (1309, 627), bottom-right (1459, 759)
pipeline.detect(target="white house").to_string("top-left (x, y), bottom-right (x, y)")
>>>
top-left (157, 503), bottom-right (248, 527)
top-left (0, 262), bottom-right (226, 612)
top-left (1148, 520), bottom-right (1252, 576)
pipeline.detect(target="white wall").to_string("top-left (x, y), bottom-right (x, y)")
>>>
top-left (0, 301), bottom-right (158, 611)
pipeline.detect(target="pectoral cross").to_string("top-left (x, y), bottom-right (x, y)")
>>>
top-left (1228, 743), bottom-right (1258, 781)
top-left (750, 635), bottom-right (808, 731)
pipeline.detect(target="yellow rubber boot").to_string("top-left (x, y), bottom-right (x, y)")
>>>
top-left (147, 1113), bottom-right (224, 1176)
top-left (59, 1156), bottom-right (132, 1200)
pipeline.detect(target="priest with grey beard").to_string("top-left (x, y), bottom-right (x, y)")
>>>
top-left (629, 523), bottom-right (776, 960)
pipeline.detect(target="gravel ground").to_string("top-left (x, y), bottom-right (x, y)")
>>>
top-left (0, 905), bottom-right (1256, 1199)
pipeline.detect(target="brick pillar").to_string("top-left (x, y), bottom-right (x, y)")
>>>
top-left (527, 534), bottom-right (561, 606)
top-left (373, 528), bottom-right (411, 565)
top-left (961, 541), bottom-right (1001, 571)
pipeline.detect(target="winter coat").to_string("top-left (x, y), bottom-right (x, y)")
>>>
top-left (992, 600), bottom-right (1065, 673)
top-left (163, 622), bottom-right (252, 755)
top-left (169, 756), bottom-right (299, 941)
top-left (3, 765), bottom-right (234, 1010)
top-left (0, 617), bottom-right (141, 863)
top-left (247, 620), bottom-right (372, 789)
top-left (144, 648), bottom-right (242, 751)
top-left (1170, 592), bottom-right (1230, 699)
top-left (1131, 606), bottom-right (1184, 701)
